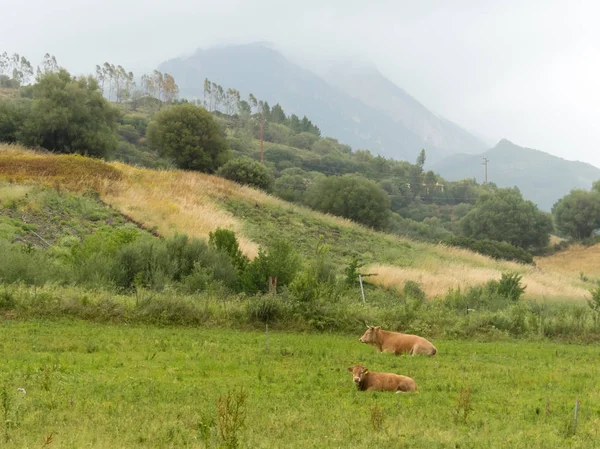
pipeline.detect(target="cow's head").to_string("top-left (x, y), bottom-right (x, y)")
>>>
top-left (347, 365), bottom-right (370, 384)
top-left (359, 325), bottom-right (381, 344)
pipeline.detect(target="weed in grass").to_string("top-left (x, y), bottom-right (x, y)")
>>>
top-left (40, 433), bottom-right (54, 448)
top-left (217, 388), bottom-right (247, 449)
top-left (369, 403), bottom-right (385, 432)
top-left (454, 386), bottom-right (473, 425)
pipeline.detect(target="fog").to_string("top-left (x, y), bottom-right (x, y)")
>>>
top-left (2, 0), bottom-right (599, 165)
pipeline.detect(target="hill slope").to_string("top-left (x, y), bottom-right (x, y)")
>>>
top-left (159, 43), bottom-right (483, 164)
top-left (431, 139), bottom-right (600, 211)
top-left (0, 143), bottom-right (589, 301)
top-left (325, 62), bottom-right (487, 155)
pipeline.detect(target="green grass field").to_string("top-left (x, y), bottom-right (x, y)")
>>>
top-left (1, 320), bottom-right (598, 448)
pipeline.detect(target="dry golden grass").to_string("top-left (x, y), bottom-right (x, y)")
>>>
top-left (535, 243), bottom-right (600, 278)
top-left (100, 165), bottom-right (260, 258)
top-left (367, 262), bottom-right (590, 301)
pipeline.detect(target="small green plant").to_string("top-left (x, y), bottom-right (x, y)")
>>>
top-left (344, 255), bottom-right (364, 286)
top-left (248, 296), bottom-right (282, 324)
top-left (403, 280), bottom-right (425, 301)
top-left (587, 286), bottom-right (600, 326)
top-left (453, 386), bottom-right (473, 424)
top-left (209, 228), bottom-right (249, 273)
top-left (496, 272), bottom-right (526, 301)
top-left (1, 385), bottom-right (10, 443)
top-left (216, 388), bottom-right (247, 449)
top-left (369, 404), bottom-right (385, 432)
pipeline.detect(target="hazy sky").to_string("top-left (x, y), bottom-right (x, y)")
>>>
top-left (2, 0), bottom-right (599, 166)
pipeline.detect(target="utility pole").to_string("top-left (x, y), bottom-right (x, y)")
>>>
top-left (260, 115), bottom-right (264, 164)
top-left (482, 157), bottom-right (489, 185)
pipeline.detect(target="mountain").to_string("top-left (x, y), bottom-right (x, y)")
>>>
top-left (431, 139), bottom-right (600, 211)
top-left (158, 43), bottom-right (485, 164)
top-left (324, 63), bottom-right (488, 155)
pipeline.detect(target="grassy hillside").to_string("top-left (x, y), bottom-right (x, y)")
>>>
top-left (1, 320), bottom-right (598, 448)
top-left (0, 143), bottom-right (590, 302)
top-left (535, 243), bottom-right (600, 281)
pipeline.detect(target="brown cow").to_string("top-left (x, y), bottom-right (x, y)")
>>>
top-left (347, 365), bottom-right (417, 392)
top-left (359, 326), bottom-right (437, 356)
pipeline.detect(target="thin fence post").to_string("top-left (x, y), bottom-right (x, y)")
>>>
top-left (359, 274), bottom-right (366, 306)
top-left (265, 324), bottom-right (269, 353)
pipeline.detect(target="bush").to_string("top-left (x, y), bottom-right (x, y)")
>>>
top-left (209, 228), bottom-right (249, 273)
top-left (403, 280), bottom-right (425, 301)
top-left (248, 296), bottom-right (283, 323)
top-left (273, 174), bottom-right (307, 203)
top-left (217, 157), bottom-right (274, 191)
top-left (241, 239), bottom-right (300, 295)
top-left (444, 236), bottom-right (533, 264)
top-left (17, 69), bottom-right (120, 158)
top-left (147, 103), bottom-right (229, 172)
top-left (304, 174), bottom-right (390, 229)
top-left (459, 188), bottom-right (553, 250)
top-left (494, 272), bottom-right (526, 302)
top-left (0, 98), bottom-right (30, 143)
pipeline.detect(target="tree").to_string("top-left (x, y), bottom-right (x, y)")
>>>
top-left (552, 189), bottom-right (600, 240)
top-left (162, 73), bottom-right (178, 103)
top-left (416, 149), bottom-right (426, 171)
top-left (274, 174), bottom-right (307, 203)
top-left (270, 103), bottom-right (286, 123)
top-left (217, 157), bottom-right (274, 191)
top-left (248, 93), bottom-right (258, 113)
top-left (305, 174), bottom-right (391, 229)
top-left (460, 187), bottom-right (553, 249)
top-left (11, 54), bottom-right (33, 85)
top-left (42, 53), bottom-right (59, 74)
top-left (16, 69), bottom-right (120, 157)
top-left (147, 103), bottom-right (229, 172)
top-left (0, 98), bottom-right (31, 143)
top-left (152, 70), bottom-right (164, 102)
top-left (0, 51), bottom-right (8, 76)
top-left (95, 64), bottom-right (106, 95)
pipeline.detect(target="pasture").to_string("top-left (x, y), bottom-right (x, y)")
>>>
top-left (1, 320), bottom-right (599, 448)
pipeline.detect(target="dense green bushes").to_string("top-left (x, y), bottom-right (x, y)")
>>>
top-left (443, 236), bottom-right (534, 264)
top-left (217, 157), bottom-right (274, 191)
top-left (1, 280), bottom-right (598, 342)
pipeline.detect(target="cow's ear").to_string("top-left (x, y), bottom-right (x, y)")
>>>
top-left (347, 367), bottom-right (353, 372)
top-left (375, 326), bottom-right (381, 331)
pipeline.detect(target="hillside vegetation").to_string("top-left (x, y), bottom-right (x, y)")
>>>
top-left (0, 143), bottom-right (589, 301)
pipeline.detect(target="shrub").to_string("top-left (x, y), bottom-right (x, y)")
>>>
top-left (495, 272), bottom-right (526, 302)
top-left (403, 280), bottom-right (425, 301)
top-left (304, 174), bottom-right (390, 229)
top-left (17, 69), bottom-right (120, 158)
top-left (443, 236), bottom-right (533, 264)
top-left (209, 228), bottom-right (249, 273)
top-left (217, 157), bottom-right (274, 191)
top-left (273, 174), bottom-right (307, 203)
top-left (147, 103), bottom-right (229, 172)
top-left (241, 239), bottom-right (300, 295)
top-left (248, 296), bottom-right (283, 324)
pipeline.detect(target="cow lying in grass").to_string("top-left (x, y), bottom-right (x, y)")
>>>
top-left (347, 365), bottom-right (417, 393)
top-left (360, 326), bottom-right (437, 356)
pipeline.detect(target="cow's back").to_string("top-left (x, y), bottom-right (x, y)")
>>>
top-left (382, 331), bottom-right (436, 355)
top-left (365, 372), bottom-right (417, 392)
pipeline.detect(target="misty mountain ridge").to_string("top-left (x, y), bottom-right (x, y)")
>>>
top-left (158, 43), bottom-right (486, 164)
top-left (324, 62), bottom-right (487, 155)
top-left (431, 139), bottom-right (600, 211)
